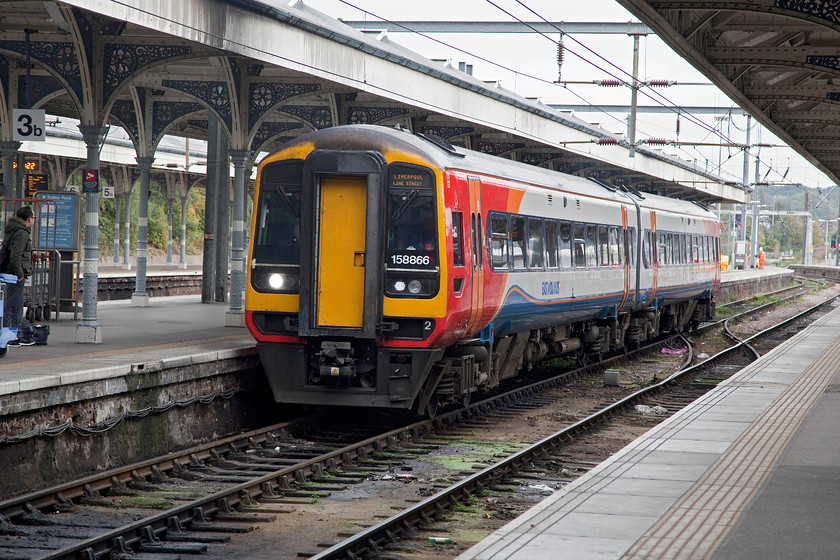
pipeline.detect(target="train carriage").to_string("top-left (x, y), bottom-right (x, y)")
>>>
top-left (246, 125), bottom-right (721, 416)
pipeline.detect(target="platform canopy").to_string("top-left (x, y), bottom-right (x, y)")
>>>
top-left (617, 0), bottom-right (840, 190)
top-left (0, 0), bottom-right (748, 204)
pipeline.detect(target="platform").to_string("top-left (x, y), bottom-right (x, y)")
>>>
top-left (456, 296), bottom-right (840, 559)
top-left (0, 294), bottom-right (254, 396)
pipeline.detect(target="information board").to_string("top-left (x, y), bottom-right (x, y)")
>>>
top-left (34, 191), bottom-right (80, 251)
top-left (27, 173), bottom-right (48, 196)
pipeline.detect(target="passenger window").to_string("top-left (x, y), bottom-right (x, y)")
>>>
top-left (489, 213), bottom-right (509, 270)
top-left (560, 222), bottom-right (573, 268)
top-left (545, 220), bottom-right (559, 269)
top-left (452, 211), bottom-right (464, 267)
top-left (598, 226), bottom-right (609, 266)
top-left (678, 235), bottom-right (684, 264)
top-left (585, 225), bottom-right (598, 268)
top-left (573, 224), bottom-right (586, 268)
top-left (610, 227), bottom-right (621, 266)
top-left (528, 218), bottom-right (544, 269)
top-left (669, 234), bottom-right (675, 265)
top-left (511, 216), bottom-right (526, 270)
top-left (658, 233), bottom-right (666, 266)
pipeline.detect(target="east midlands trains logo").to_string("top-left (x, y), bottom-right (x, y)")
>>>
top-left (542, 281), bottom-right (562, 296)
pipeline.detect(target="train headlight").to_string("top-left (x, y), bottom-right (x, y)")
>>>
top-left (252, 269), bottom-right (300, 293)
top-left (385, 274), bottom-right (439, 298)
top-left (268, 273), bottom-right (285, 290)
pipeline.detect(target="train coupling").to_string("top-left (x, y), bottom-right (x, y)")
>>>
top-left (315, 341), bottom-right (357, 379)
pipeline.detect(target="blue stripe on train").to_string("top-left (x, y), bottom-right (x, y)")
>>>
top-left (491, 280), bottom-right (714, 336)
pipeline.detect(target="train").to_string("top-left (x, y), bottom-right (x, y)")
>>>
top-left (245, 124), bottom-right (721, 416)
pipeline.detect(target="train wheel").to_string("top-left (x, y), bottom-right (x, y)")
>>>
top-left (461, 390), bottom-right (471, 408)
top-left (425, 399), bottom-right (439, 419)
top-left (42, 306), bottom-right (51, 321)
top-left (0, 347), bottom-right (6, 358)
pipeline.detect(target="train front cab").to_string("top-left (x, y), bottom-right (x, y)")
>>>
top-left (247, 142), bottom-right (453, 411)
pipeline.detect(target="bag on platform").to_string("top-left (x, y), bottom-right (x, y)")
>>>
top-left (17, 320), bottom-right (34, 342)
top-left (32, 324), bottom-right (50, 345)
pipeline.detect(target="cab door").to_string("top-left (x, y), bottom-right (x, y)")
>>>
top-left (315, 176), bottom-right (367, 327)
top-left (465, 176), bottom-right (485, 336)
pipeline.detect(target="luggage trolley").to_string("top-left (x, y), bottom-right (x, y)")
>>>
top-left (29, 199), bottom-right (59, 321)
top-left (26, 250), bottom-right (55, 322)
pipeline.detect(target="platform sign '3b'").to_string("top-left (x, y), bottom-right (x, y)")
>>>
top-left (12, 109), bottom-right (46, 142)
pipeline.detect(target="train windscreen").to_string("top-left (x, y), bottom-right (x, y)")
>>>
top-left (386, 164), bottom-right (436, 270)
top-left (253, 160), bottom-right (303, 265)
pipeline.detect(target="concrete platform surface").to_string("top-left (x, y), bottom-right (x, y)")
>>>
top-left (456, 300), bottom-right (840, 560)
top-left (0, 294), bottom-right (254, 397)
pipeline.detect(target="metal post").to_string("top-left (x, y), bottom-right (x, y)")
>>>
top-left (750, 201), bottom-right (760, 267)
top-left (166, 199), bottom-right (173, 264)
top-left (226, 150), bottom-right (249, 326)
top-left (0, 142), bottom-right (21, 200)
top-left (132, 156), bottom-right (152, 306)
top-left (627, 34), bottom-right (640, 158)
top-left (23, 29), bottom-right (33, 110)
top-left (805, 213), bottom-right (813, 265)
top-left (202, 118), bottom-right (219, 303)
top-left (122, 189), bottom-right (131, 269)
top-left (214, 136), bottom-right (230, 303)
top-left (825, 220), bottom-right (830, 265)
top-left (75, 125), bottom-right (108, 344)
top-left (179, 191), bottom-right (188, 270)
top-left (14, 152), bottom-right (24, 199)
top-left (836, 193), bottom-right (840, 266)
top-left (113, 194), bottom-right (120, 264)
top-left (729, 204), bottom-right (736, 263)
top-left (804, 191), bottom-right (809, 264)
top-left (741, 114), bottom-right (751, 245)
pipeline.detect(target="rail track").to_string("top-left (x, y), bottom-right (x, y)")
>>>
top-left (309, 288), bottom-right (839, 560)
top-left (0, 283), bottom-right (834, 560)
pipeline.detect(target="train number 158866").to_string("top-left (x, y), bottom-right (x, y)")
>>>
top-left (389, 251), bottom-right (435, 268)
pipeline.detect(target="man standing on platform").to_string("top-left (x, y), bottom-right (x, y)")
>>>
top-left (3, 206), bottom-right (34, 346)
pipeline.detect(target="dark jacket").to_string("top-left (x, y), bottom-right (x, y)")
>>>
top-left (4, 216), bottom-right (32, 280)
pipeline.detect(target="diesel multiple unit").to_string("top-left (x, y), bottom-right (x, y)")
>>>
top-left (246, 125), bottom-right (721, 416)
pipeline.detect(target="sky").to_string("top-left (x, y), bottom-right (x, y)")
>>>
top-left (299, 0), bottom-right (834, 190)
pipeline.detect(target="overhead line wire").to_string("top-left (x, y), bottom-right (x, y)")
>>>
top-left (337, 0), bottom-right (721, 148)
top-left (499, 0), bottom-right (737, 147)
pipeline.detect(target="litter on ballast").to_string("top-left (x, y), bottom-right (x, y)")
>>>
top-left (527, 484), bottom-right (556, 494)
top-left (635, 404), bottom-right (668, 415)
